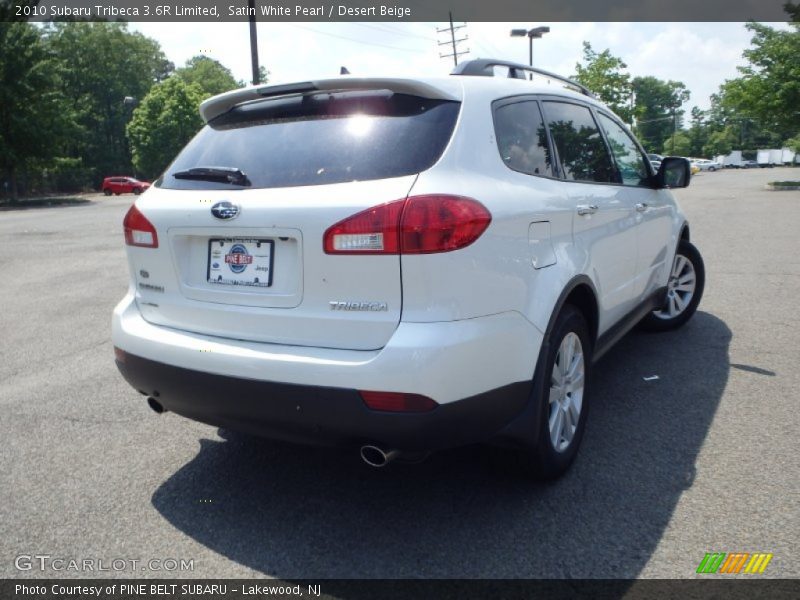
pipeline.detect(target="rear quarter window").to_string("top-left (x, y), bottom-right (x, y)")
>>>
top-left (157, 91), bottom-right (460, 190)
top-left (493, 100), bottom-right (555, 178)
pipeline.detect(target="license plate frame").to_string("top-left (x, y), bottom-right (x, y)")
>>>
top-left (207, 238), bottom-right (275, 288)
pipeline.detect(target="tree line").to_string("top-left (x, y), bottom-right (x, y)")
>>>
top-left (1, 8), bottom-right (798, 202)
top-left (0, 16), bottom-right (262, 202)
top-left (573, 8), bottom-right (800, 159)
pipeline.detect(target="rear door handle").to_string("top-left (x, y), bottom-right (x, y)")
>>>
top-left (635, 202), bottom-right (648, 212)
top-left (576, 204), bottom-right (598, 216)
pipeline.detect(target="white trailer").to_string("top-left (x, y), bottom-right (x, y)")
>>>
top-left (781, 148), bottom-right (797, 165)
top-left (770, 149), bottom-right (784, 165)
top-left (721, 150), bottom-right (743, 168)
top-left (757, 149), bottom-right (775, 167)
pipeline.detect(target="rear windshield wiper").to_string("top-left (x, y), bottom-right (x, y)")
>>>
top-left (172, 166), bottom-right (251, 186)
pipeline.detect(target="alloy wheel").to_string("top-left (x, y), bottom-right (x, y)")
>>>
top-left (654, 253), bottom-right (696, 320)
top-left (548, 332), bottom-right (585, 452)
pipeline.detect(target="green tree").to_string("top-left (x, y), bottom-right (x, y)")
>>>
top-left (238, 65), bottom-right (271, 88)
top-left (686, 107), bottom-right (708, 157)
top-left (176, 56), bottom-right (238, 97)
top-left (702, 128), bottom-right (738, 158)
top-left (46, 22), bottom-right (173, 185)
top-left (717, 21), bottom-right (800, 145)
top-left (127, 77), bottom-right (206, 178)
top-left (573, 42), bottom-right (633, 123)
top-left (632, 76), bottom-right (690, 153)
top-left (0, 22), bottom-right (71, 201)
top-left (661, 131), bottom-right (691, 156)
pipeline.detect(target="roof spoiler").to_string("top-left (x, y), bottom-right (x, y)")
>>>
top-left (452, 59), bottom-right (595, 98)
top-left (199, 77), bottom-right (461, 123)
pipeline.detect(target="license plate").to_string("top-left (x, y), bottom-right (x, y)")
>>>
top-left (207, 238), bottom-right (274, 287)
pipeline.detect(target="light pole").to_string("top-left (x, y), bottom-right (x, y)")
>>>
top-left (510, 26), bottom-right (550, 66)
top-left (248, 0), bottom-right (260, 85)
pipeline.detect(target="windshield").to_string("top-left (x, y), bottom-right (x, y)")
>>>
top-left (157, 91), bottom-right (460, 190)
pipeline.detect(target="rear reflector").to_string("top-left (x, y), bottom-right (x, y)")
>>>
top-left (324, 195), bottom-right (490, 255)
top-left (113, 347), bottom-right (127, 363)
top-left (123, 204), bottom-right (159, 248)
top-left (360, 391), bottom-right (439, 413)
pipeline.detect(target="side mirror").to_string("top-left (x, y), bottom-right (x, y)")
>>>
top-left (655, 157), bottom-right (691, 189)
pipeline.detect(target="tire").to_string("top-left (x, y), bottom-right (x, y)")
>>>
top-left (103, 189), bottom-right (112, 196)
top-left (133, 187), bottom-right (142, 195)
top-left (709, 166), bottom-right (716, 172)
top-left (516, 305), bottom-right (592, 480)
top-left (639, 239), bottom-right (705, 332)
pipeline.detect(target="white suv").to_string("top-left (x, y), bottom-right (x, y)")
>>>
top-left (113, 59), bottom-right (704, 478)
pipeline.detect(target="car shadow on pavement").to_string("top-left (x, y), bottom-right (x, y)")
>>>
top-left (151, 311), bottom-right (730, 579)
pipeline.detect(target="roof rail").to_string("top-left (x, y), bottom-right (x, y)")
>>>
top-left (451, 59), bottom-right (595, 98)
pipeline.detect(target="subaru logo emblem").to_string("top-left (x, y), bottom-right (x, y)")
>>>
top-left (211, 201), bottom-right (240, 220)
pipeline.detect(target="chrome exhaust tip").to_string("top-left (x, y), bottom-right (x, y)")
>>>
top-left (360, 445), bottom-right (400, 468)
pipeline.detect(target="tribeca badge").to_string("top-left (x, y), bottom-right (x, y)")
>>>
top-left (696, 552), bottom-right (773, 574)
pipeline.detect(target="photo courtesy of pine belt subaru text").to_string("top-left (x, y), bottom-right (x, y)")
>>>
top-left (112, 59), bottom-right (705, 478)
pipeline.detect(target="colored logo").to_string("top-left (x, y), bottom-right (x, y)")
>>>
top-left (224, 244), bottom-right (252, 273)
top-left (696, 552), bottom-right (773, 574)
top-left (210, 201), bottom-right (240, 220)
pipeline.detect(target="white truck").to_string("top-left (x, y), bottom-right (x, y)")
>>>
top-left (757, 149), bottom-right (780, 167)
top-left (720, 150), bottom-right (743, 168)
top-left (781, 148), bottom-right (797, 165)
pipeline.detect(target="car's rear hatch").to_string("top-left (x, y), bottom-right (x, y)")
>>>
top-left (125, 83), bottom-right (461, 351)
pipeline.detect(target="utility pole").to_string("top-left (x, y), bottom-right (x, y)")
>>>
top-left (437, 12), bottom-right (468, 67)
top-left (248, 0), bottom-right (260, 85)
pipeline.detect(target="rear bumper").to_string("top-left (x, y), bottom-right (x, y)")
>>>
top-left (116, 353), bottom-right (531, 451)
top-left (112, 293), bottom-right (543, 450)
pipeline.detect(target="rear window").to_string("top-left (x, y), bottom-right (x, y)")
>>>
top-left (157, 91), bottom-right (460, 190)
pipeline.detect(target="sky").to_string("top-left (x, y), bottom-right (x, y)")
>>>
top-left (129, 21), bottom-right (789, 114)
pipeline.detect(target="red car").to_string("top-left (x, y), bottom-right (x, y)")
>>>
top-left (102, 176), bottom-right (150, 196)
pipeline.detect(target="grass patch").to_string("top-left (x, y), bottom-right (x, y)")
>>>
top-left (768, 181), bottom-right (800, 187)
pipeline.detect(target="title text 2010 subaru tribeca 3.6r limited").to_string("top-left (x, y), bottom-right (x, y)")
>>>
top-left (113, 60), bottom-right (704, 478)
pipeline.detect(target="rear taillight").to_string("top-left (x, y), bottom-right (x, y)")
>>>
top-left (360, 391), bottom-right (439, 413)
top-left (323, 199), bottom-right (404, 254)
top-left (123, 204), bottom-right (158, 248)
top-left (323, 195), bottom-right (491, 255)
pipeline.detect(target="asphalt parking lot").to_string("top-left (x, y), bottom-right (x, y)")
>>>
top-left (1, 168), bottom-right (798, 580)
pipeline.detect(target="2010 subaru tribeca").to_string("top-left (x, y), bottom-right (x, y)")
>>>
top-left (113, 59), bottom-right (705, 478)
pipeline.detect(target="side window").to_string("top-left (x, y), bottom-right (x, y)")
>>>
top-left (493, 100), bottom-right (554, 178)
top-left (597, 112), bottom-right (650, 186)
top-left (542, 101), bottom-right (616, 184)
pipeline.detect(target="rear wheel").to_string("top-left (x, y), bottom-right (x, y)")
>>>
top-left (516, 305), bottom-right (591, 480)
top-left (639, 239), bottom-right (705, 331)
top-left (103, 189), bottom-right (111, 196)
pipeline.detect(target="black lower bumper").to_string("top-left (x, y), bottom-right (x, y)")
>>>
top-left (115, 353), bottom-right (532, 451)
